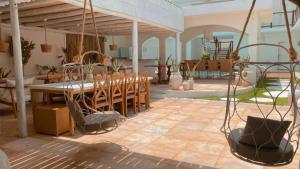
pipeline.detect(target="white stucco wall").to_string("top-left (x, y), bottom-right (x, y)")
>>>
top-left (259, 30), bottom-right (300, 62)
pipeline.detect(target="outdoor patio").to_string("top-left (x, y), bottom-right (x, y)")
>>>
top-left (0, 98), bottom-right (299, 169)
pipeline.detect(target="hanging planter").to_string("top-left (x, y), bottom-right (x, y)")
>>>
top-left (109, 34), bottom-right (118, 51)
top-left (0, 23), bottom-right (9, 53)
top-left (0, 42), bottom-right (9, 53)
top-left (40, 19), bottom-right (52, 53)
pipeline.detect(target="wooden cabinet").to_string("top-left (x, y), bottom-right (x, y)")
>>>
top-left (34, 104), bottom-right (69, 136)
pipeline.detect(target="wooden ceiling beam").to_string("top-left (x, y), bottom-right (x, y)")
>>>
top-left (9, 9), bottom-right (86, 24)
top-left (1, 4), bottom-right (78, 20)
top-left (52, 18), bottom-right (130, 30)
top-left (0, 0), bottom-right (63, 12)
top-left (24, 12), bottom-right (110, 27)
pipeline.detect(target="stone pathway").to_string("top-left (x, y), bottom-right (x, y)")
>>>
top-left (262, 91), bottom-right (289, 98)
top-left (249, 97), bottom-right (274, 103)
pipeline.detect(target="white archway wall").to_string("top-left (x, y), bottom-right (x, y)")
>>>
top-left (141, 36), bottom-right (160, 59)
top-left (165, 36), bottom-right (176, 63)
top-left (183, 29), bottom-right (250, 60)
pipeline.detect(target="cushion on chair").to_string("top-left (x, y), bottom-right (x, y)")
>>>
top-left (239, 116), bottom-right (291, 148)
top-left (84, 111), bottom-right (123, 132)
top-left (229, 128), bottom-right (294, 164)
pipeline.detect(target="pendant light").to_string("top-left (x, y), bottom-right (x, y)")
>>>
top-left (40, 19), bottom-right (52, 53)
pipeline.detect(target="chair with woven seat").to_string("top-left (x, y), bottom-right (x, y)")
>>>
top-left (65, 94), bottom-right (124, 133)
top-left (92, 74), bottom-right (111, 111)
top-left (124, 73), bottom-right (137, 116)
top-left (136, 72), bottom-right (150, 112)
top-left (110, 73), bottom-right (125, 116)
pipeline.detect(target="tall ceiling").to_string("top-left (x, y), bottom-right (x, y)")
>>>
top-left (0, 0), bottom-right (173, 35)
top-left (169, 0), bottom-right (234, 7)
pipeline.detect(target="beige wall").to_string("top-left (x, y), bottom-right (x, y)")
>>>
top-left (0, 24), bottom-right (66, 76)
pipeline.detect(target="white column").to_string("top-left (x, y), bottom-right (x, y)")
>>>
top-left (132, 19), bottom-right (138, 73)
top-left (9, 0), bottom-right (27, 137)
top-left (176, 32), bottom-right (181, 64)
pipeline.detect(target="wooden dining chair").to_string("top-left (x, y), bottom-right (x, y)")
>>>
top-left (92, 75), bottom-right (111, 111)
top-left (110, 73), bottom-right (125, 116)
top-left (136, 72), bottom-right (150, 112)
top-left (124, 73), bottom-right (137, 116)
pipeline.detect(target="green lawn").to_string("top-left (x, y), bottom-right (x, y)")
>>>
top-left (202, 78), bottom-right (289, 106)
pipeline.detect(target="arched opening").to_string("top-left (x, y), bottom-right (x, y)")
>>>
top-left (184, 30), bottom-right (249, 60)
top-left (142, 37), bottom-right (160, 60)
top-left (165, 36), bottom-right (176, 63)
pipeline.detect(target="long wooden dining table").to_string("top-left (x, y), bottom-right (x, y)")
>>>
top-left (30, 78), bottom-right (152, 136)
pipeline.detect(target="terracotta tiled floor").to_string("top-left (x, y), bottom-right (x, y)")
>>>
top-left (0, 99), bottom-right (299, 169)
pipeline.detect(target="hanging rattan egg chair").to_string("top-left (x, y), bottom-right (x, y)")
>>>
top-left (221, 0), bottom-right (300, 166)
top-left (62, 0), bottom-right (124, 134)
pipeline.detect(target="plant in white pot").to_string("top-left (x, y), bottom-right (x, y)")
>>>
top-left (169, 59), bottom-right (182, 90)
top-left (186, 60), bottom-right (201, 90)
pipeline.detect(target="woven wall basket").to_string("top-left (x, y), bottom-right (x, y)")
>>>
top-left (109, 44), bottom-right (118, 51)
top-left (0, 41), bottom-right (9, 53)
top-left (41, 44), bottom-right (52, 53)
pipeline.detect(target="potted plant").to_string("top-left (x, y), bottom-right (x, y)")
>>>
top-left (36, 64), bottom-right (50, 75)
top-left (86, 61), bottom-right (96, 82)
top-left (202, 52), bottom-right (210, 61)
top-left (240, 56), bottom-right (253, 87)
top-left (186, 60), bottom-right (201, 90)
top-left (10, 37), bottom-right (35, 74)
top-left (169, 59), bottom-right (182, 90)
top-left (111, 59), bottom-right (123, 73)
top-left (0, 67), bottom-right (11, 79)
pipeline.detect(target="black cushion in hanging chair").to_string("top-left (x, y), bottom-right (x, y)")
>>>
top-left (228, 128), bottom-right (294, 165)
top-left (239, 116), bottom-right (291, 149)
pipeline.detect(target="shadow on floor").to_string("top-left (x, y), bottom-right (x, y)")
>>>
top-left (3, 137), bottom-right (215, 169)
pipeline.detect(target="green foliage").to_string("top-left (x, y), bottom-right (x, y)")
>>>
top-left (170, 58), bottom-right (180, 72)
top-left (111, 59), bottom-right (123, 73)
top-left (202, 78), bottom-right (288, 106)
top-left (186, 60), bottom-right (201, 78)
top-left (0, 67), bottom-right (11, 79)
top-left (202, 53), bottom-right (210, 60)
top-left (9, 37), bottom-right (36, 66)
top-left (86, 60), bottom-right (96, 74)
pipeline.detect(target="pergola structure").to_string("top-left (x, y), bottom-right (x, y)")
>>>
top-left (0, 0), bottom-right (183, 137)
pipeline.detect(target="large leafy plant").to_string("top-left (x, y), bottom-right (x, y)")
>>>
top-left (10, 37), bottom-right (36, 66)
top-left (0, 67), bottom-right (11, 79)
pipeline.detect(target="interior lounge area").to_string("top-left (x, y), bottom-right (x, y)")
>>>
top-left (1, 0), bottom-right (300, 168)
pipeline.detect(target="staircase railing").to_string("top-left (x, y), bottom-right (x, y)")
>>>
top-left (262, 7), bottom-right (300, 28)
top-left (210, 41), bottom-right (233, 60)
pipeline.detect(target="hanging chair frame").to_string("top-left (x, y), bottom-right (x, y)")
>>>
top-left (221, 0), bottom-right (299, 166)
